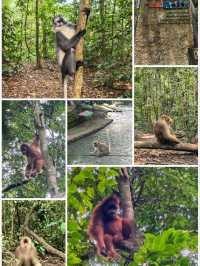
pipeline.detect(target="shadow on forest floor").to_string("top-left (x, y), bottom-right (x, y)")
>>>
top-left (2, 63), bottom-right (131, 98)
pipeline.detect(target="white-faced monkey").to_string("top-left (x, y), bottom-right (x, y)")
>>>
top-left (15, 237), bottom-right (42, 266)
top-left (53, 8), bottom-right (90, 83)
top-left (154, 114), bottom-right (180, 145)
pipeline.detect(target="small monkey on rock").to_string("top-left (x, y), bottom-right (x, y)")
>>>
top-left (154, 114), bottom-right (180, 145)
top-left (93, 141), bottom-right (110, 157)
top-left (15, 237), bottom-right (42, 266)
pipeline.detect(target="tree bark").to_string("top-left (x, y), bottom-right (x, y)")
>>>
top-left (73, 0), bottom-right (90, 98)
top-left (41, 0), bottom-right (48, 59)
top-left (23, 205), bottom-right (65, 259)
top-left (100, 0), bottom-right (106, 57)
top-left (34, 102), bottom-right (60, 198)
top-left (116, 168), bottom-right (144, 255)
top-left (35, 0), bottom-right (41, 68)
top-left (111, 0), bottom-right (117, 56)
top-left (24, 226), bottom-right (65, 259)
top-left (135, 141), bottom-right (198, 152)
top-left (118, 168), bottom-right (136, 232)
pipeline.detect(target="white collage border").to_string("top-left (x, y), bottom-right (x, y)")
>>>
top-left (0, 0), bottom-right (199, 265)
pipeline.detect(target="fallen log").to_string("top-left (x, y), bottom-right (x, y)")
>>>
top-left (134, 141), bottom-right (198, 153)
top-left (73, 154), bottom-right (130, 157)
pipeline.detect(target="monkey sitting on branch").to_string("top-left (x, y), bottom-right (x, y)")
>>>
top-left (15, 236), bottom-right (42, 266)
top-left (92, 141), bottom-right (110, 157)
top-left (88, 193), bottom-right (133, 260)
top-left (154, 114), bottom-right (180, 145)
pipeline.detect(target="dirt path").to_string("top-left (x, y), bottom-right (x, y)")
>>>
top-left (135, 0), bottom-right (193, 64)
top-left (3, 64), bottom-right (131, 98)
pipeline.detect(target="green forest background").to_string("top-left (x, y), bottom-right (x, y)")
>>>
top-left (134, 68), bottom-right (198, 141)
top-left (3, 0), bottom-right (131, 87)
top-left (68, 167), bottom-right (197, 266)
top-left (2, 201), bottom-right (65, 266)
top-left (2, 101), bottom-right (65, 198)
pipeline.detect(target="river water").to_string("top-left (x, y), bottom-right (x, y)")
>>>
top-left (68, 104), bottom-right (132, 165)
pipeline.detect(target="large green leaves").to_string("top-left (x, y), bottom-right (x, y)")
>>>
top-left (133, 229), bottom-right (197, 266)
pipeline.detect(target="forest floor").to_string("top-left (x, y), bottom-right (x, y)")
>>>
top-left (2, 63), bottom-right (131, 98)
top-left (3, 253), bottom-right (64, 266)
top-left (134, 134), bottom-right (197, 165)
top-left (40, 255), bottom-right (64, 266)
top-left (135, 149), bottom-right (197, 165)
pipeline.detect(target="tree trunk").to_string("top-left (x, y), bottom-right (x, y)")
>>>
top-left (24, 0), bottom-right (32, 58)
top-left (73, 0), bottom-right (90, 98)
top-left (116, 168), bottom-right (143, 255)
top-left (41, 0), bottom-right (48, 59)
top-left (35, 0), bottom-right (41, 68)
top-left (118, 168), bottom-right (136, 233)
top-left (111, 0), bottom-right (117, 56)
top-left (34, 102), bottom-right (60, 197)
top-left (135, 141), bottom-right (198, 152)
top-left (100, 0), bottom-right (106, 57)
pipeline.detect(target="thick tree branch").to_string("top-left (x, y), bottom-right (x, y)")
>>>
top-left (116, 239), bottom-right (140, 253)
top-left (24, 227), bottom-right (65, 259)
top-left (135, 141), bottom-right (198, 153)
top-left (2, 179), bottom-right (31, 193)
top-left (23, 205), bottom-right (65, 260)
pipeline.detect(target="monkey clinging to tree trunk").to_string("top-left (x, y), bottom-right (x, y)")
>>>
top-left (53, 8), bottom-right (90, 85)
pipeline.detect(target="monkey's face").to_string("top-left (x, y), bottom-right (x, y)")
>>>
top-left (20, 144), bottom-right (29, 155)
top-left (161, 114), bottom-right (173, 125)
top-left (93, 141), bottom-right (100, 147)
top-left (22, 237), bottom-right (30, 245)
top-left (20, 237), bottom-right (32, 247)
top-left (102, 196), bottom-right (120, 221)
top-left (53, 15), bottom-right (66, 27)
top-left (53, 15), bottom-right (74, 31)
top-left (103, 202), bottom-right (120, 221)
